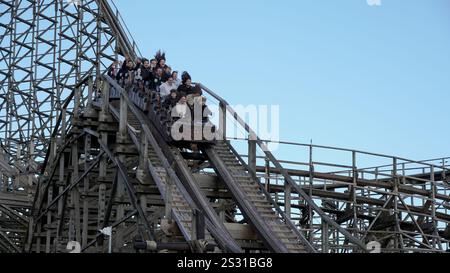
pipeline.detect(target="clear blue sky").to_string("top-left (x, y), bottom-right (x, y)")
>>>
top-left (113, 0), bottom-right (450, 163)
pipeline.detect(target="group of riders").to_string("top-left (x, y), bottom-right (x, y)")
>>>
top-left (107, 51), bottom-right (214, 141)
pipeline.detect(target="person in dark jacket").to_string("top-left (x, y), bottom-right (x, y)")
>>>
top-left (134, 58), bottom-right (145, 83)
top-left (140, 59), bottom-right (154, 89)
top-left (134, 57), bottom-right (142, 71)
top-left (162, 89), bottom-right (180, 109)
top-left (150, 68), bottom-right (164, 91)
top-left (181, 71), bottom-right (191, 83)
top-left (115, 59), bottom-right (126, 81)
top-left (162, 65), bottom-right (172, 82)
top-left (177, 73), bottom-right (193, 96)
top-left (116, 58), bottom-right (134, 86)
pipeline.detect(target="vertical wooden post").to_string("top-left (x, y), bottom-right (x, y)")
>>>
top-left (191, 209), bottom-right (197, 242)
top-left (442, 158), bottom-right (447, 182)
top-left (98, 131), bottom-right (108, 251)
top-left (137, 132), bottom-right (149, 184)
top-left (26, 217), bottom-right (34, 253)
top-left (219, 102), bottom-right (227, 141)
top-left (392, 157), bottom-right (404, 250)
top-left (36, 224), bottom-right (41, 253)
top-left (115, 155), bottom-right (126, 253)
top-left (71, 143), bottom-right (81, 244)
top-left (265, 156), bottom-right (270, 192)
top-left (114, 86), bottom-right (128, 252)
top-left (101, 81), bottom-right (110, 120)
top-left (118, 92), bottom-right (128, 143)
top-left (322, 222), bottom-right (329, 253)
top-left (248, 138), bottom-right (257, 176)
top-left (27, 140), bottom-right (35, 192)
top-left (45, 187), bottom-right (53, 253)
top-left (82, 134), bottom-right (91, 247)
top-left (285, 180), bottom-right (291, 220)
top-left (55, 144), bottom-right (65, 250)
top-left (0, 170), bottom-right (3, 192)
top-left (352, 151), bottom-right (358, 237)
top-left (430, 166), bottom-right (439, 249)
top-left (195, 210), bottom-right (205, 241)
top-left (192, 209), bottom-right (205, 242)
top-left (87, 76), bottom-right (93, 107)
top-left (74, 86), bottom-right (81, 119)
top-left (164, 173), bottom-right (172, 221)
top-left (219, 200), bottom-right (225, 223)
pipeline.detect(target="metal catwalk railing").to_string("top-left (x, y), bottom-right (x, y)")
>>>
top-left (225, 140), bottom-right (450, 252)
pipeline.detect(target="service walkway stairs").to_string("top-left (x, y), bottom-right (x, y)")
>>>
top-left (206, 141), bottom-right (308, 253)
